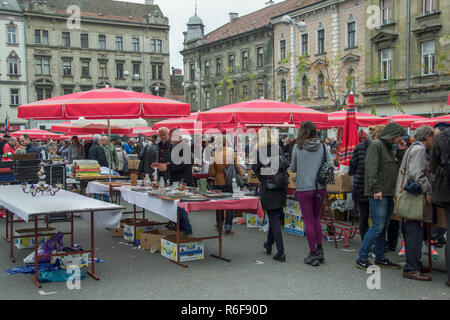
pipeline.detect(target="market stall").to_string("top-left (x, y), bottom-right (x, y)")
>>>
top-left (0, 185), bottom-right (124, 288)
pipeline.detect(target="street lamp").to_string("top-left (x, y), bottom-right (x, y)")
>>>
top-left (124, 71), bottom-right (140, 91)
top-left (281, 15), bottom-right (306, 101)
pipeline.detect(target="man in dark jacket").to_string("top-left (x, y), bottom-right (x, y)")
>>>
top-left (19, 134), bottom-right (41, 160)
top-left (88, 134), bottom-right (107, 167)
top-left (356, 122), bottom-right (407, 270)
top-left (430, 125), bottom-right (450, 287)
top-left (152, 127), bottom-right (172, 182)
top-left (138, 142), bottom-right (158, 177)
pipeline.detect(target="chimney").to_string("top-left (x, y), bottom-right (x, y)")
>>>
top-left (229, 13), bottom-right (238, 23)
top-left (145, 0), bottom-right (154, 5)
top-left (265, 1), bottom-right (274, 6)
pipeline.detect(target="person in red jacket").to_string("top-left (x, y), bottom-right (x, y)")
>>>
top-left (2, 137), bottom-right (17, 161)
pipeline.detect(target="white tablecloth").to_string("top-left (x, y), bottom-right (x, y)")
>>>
top-left (117, 187), bottom-right (178, 222)
top-left (0, 185), bottom-right (124, 228)
top-left (86, 181), bottom-right (110, 195)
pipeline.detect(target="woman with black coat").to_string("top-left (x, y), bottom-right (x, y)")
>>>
top-left (252, 128), bottom-right (289, 262)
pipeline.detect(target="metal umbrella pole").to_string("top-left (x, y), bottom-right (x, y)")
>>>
top-left (108, 118), bottom-right (112, 203)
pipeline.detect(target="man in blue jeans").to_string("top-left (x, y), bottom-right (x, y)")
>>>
top-left (356, 123), bottom-right (407, 270)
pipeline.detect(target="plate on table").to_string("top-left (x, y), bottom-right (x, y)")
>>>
top-left (203, 192), bottom-right (234, 199)
top-left (180, 195), bottom-right (210, 202)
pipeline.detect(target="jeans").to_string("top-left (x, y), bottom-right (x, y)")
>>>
top-left (267, 208), bottom-right (285, 253)
top-left (93, 193), bottom-right (110, 202)
top-left (178, 208), bottom-right (192, 233)
top-left (296, 189), bottom-right (327, 253)
top-left (357, 201), bottom-right (370, 242)
top-left (214, 185), bottom-right (233, 232)
top-left (358, 196), bottom-right (394, 261)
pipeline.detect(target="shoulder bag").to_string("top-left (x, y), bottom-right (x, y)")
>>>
top-left (317, 143), bottom-right (335, 186)
top-left (394, 146), bottom-right (425, 221)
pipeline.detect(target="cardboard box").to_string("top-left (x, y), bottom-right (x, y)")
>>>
top-left (51, 251), bottom-right (90, 269)
top-left (128, 160), bottom-right (140, 170)
top-left (247, 170), bottom-right (260, 184)
top-left (140, 229), bottom-right (177, 252)
top-left (288, 170), bottom-right (296, 189)
top-left (161, 234), bottom-right (204, 262)
top-left (246, 213), bottom-right (268, 229)
top-left (285, 199), bottom-right (301, 216)
top-left (112, 227), bottom-right (124, 238)
top-left (14, 227), bottom-right (57, 249)
top-left (284, 212), bottom-right (305, 236)
top-left (327, 173), bottom-right (352, 193)
top-left (120, 218), bottom-right (145, 228)
top-left (123, 220), bottom-right (161, 244)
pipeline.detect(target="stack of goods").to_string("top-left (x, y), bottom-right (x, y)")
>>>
top-left (73, 161), bottom-right (100, 178)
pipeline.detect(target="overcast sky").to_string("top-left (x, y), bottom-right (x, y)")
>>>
top-left (122, 0), bottom-right (278, 71)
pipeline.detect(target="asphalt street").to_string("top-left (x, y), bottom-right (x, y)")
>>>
top-left (0, 202), bottom-right (449, 300)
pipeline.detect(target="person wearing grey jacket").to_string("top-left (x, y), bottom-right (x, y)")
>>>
top-left (395, 126), bottom-right (435, 281)
top-left (290, 121), bottom-right (333, 267)
top-left (67, 136), bottom-right (85, 164)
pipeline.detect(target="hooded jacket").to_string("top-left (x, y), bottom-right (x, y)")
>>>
top-left (289, 139), bottom-right (333, 192)
top-left (364, 123), bottom-right (406, 197)
top-left (430, 127), bottom-right (450, 207)
top-left (349, 139), bottom-right (370, 202)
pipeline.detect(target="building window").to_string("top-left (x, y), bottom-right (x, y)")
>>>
top-left (280, 40), bottom-right (286, 61)
top-left (280, 79), bottom-right (287, 101)
top-left (35, 57), bottom-right (50, 75)
top-left (81, 61), bottom-right (90, 77)
top-left (62, 32), bottom-right (70, 47)
top-left (423, 0), bottom-right (437, 15)
top-left (116, 62), bottom-right (124, 78)
top-left (63, 88), bottom-right (73, 95)
top-left (36, 87), bottom-right (51, 100)
top-left (157, 40), bottom-right (162, 53)
top-left (242, 85), bottom-right (249, 100)
top-left (380, 48), bottom-right (392, 80)
top-left (7, 26), bottom-right (17, 44)
top-left (133, 63), bottom-right (141, 78)
top-left (317, 73), bottom-right (325, 97)
top-left (63, 60), bottom-right (72, 76)
top-left (35, 30), bottom-right (48, 45)
top-left (216, 57), bottom-right (222, 75)
top-left (229, 88), bottom-right (235, 103)
top-left (302, 75), bottom-right (309, 98)
top-left (228, 54), bottom-right (235, 72)
top-left (190, 63), bottom-right (195, 81)
top-left (150, 39), bottom-right (156, 52)
top-left (132, 38), bottom-right (140, 52)
top-left (204, 60), bottom-right (210, 78)
top-left (81, 34), bottom-right (89, 49)
top-left (422, 40), bottom-right (435, 75)
top-left (301, 34), bottom-right (308, 56)
top-left (98, 35), bottom-right (106, 50)
top-left (99, 62), bottom-right (107, 78)
top-left (10, 89), bottom-right (19, 106)
top-left (381, 0), bottom-right (392, 25)
top-left (205, 90), bottom-right (210, 109)
top-left (257, 83), bottom-right (264, 99)
top-left (152, 65), bottom-right (157, 80)
top-left (158, 65), bottom-right (163, 80)
top-left (257, 47), bottom-right (264, 67)
top-left (116, 37), bottom-right (123, 51)
top-left (242, 50), bottom-right (248, 70)
top-left (317, 29), bottom-right (325, 54)
top-left (8, 56), bottom-right (18, 75)
top-left (347, 22), bottom-right (356, 49)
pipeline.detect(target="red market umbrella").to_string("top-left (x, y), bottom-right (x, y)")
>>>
top-left (10, 129), bottom-right (61, 140)
top-left (411, 115), bottom-right (450, 129)
top-left (17, 87), bottom-right (190, 120)
top-left (315, 110), bottom-right (388, 129)
top-left (388, 114), bottom-right (428, 128)
top-left (55, 134), bottom-right (93, 141)
top-left (338, 93), bottom-right (360, 171)
top-left (153, 112), bottom-right (239, 133)
top-left (52, 121), bottom-right (133, 135)
top-left (197, 99), bottom-right (328, 125)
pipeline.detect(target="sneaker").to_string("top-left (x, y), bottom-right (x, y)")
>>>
top-left (356, 258), bottom-right (373, 270)
top-left (273, 252), bottom-right (286, 262)
top-left (263, 242), bottom-right (272, 255)
top-left (398, 241), bottom-right (405, 256)
top-left (224, 230), bottom-right (233, 236)
top-left (316, 247), bottom-right (325, 263)
top-left (304, 253), bottom-right (320, 267)
top-left (375, 258), bottom-right (401, 269)
top-left (371, 252), bottom-right (376, 259)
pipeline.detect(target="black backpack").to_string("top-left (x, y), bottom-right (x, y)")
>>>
top-left (316, 144), bottom-right (335, 187)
